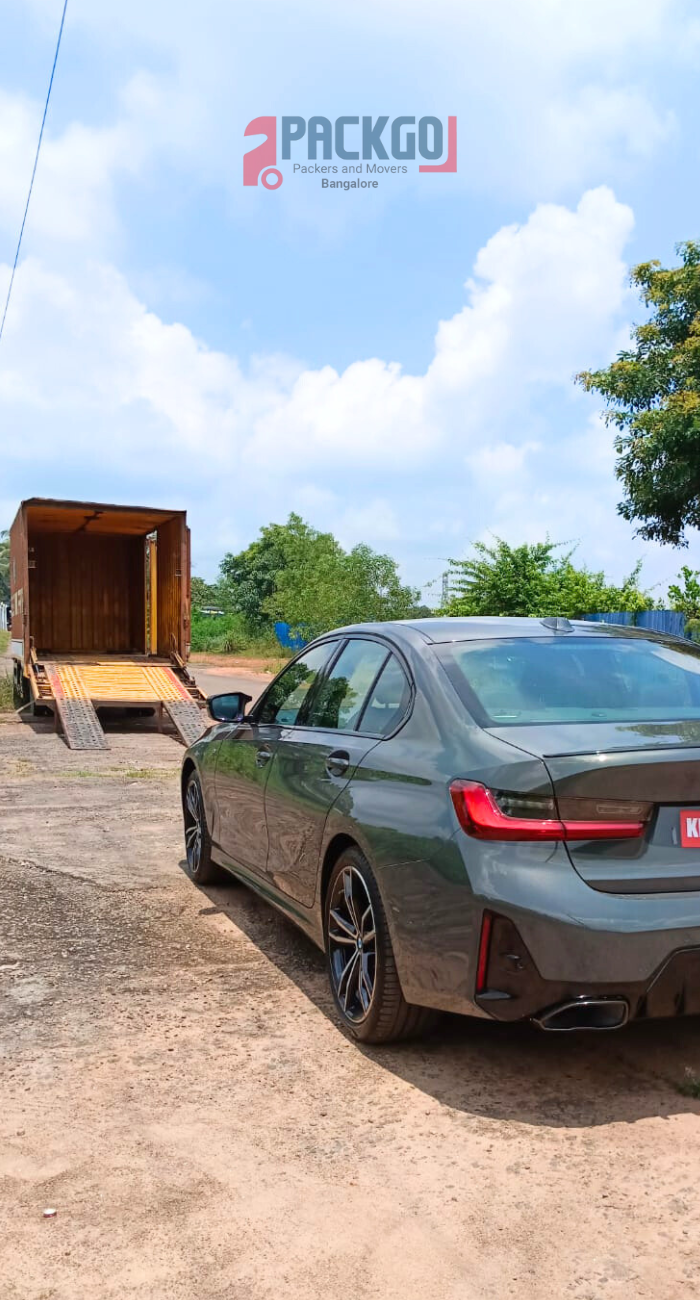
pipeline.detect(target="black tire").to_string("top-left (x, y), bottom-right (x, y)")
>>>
top-left (13, 663), bottom-right (29, 707)
top-left (183, 772), bottom-right (220, 885)
top-left (324, 846), bottom-right (438, 1045)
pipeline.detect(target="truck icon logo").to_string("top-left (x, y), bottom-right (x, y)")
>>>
top-left (243, 116), bottom-right (284, 189)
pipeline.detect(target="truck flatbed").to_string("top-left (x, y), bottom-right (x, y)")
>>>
top-left (10, 499), bottom-right (207, 750)
top-left (32, 655), bottom-right (206, 750)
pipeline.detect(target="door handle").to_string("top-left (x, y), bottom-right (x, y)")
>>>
top-left (326, 749), bottom-right (350, 777)
top-left (256, 745), bottom-right (273, 768)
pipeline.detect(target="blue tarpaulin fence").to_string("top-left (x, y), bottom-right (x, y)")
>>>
top-left (581, 610), bottom-right (687, 637)
top-left (274, 621), bottom-right (308, 651)
top-left (275, 611), bottom-right (690, 650)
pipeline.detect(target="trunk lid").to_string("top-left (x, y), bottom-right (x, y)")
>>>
top-left (489, 720), bottom-right (700, 894)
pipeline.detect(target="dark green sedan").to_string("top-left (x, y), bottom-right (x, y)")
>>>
top-left (181, 618), bottom-right (700, 1042)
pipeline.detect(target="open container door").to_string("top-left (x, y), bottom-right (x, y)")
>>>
top-left (155, 512), bottom-right (190, 660)
top-left (9, 503), bottom-right (30, 673)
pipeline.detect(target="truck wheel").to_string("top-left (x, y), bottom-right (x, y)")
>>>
top-left (13, 663), bottom-right (29, 706)
top-left (324, 847), bottom-right (439, 1044)
top-left (183, 772), bottom-right (219, 885)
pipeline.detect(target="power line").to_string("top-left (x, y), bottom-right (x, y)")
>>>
top-left (0, 0), bottom-right (69, 346)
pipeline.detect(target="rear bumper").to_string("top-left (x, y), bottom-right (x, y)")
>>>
top-left (382, 837), bottom-right (700, 1021)
top-left (477, 912), bottom-right (700, 1024)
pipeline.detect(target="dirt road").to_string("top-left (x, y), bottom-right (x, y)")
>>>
top-left (2, 712), bottom-right (700, 1299)
top-left (189, 662), bottom-right (270, 704)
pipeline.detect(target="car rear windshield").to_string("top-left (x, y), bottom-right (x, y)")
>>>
top-left (437, 635), bottom-right (700, 726)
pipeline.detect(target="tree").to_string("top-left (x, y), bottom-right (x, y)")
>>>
top-left (552, 558), bottom-right (652, 617)
top-left (219, 514), bottom-right (315, 631)
top-left (446, 539), bottom-right (554, 617)
top-left (444, 537), bottom-right (653, 618)
top-left (577, 241), bottom-right (700, 545)
top-left (191, 576), bottom-right (227, 611)
top-left (262, 526), bottom-right (419, 638)
top-left (220, 514), bottom-right (420, 638)
top-left (0, 530), bottom-right (9, 605)
top-left (668, 566), bottom-right (700, 618)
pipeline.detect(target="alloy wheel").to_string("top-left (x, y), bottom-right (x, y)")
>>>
top-left (184, 779), bottom-right (203, 874)
top-left (328, 867), bottom-right (377, 1022)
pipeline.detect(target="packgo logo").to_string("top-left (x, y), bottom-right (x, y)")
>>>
top-left (243, 115), bottom-right (457, 188)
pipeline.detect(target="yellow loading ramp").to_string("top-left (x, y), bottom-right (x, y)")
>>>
top-left (42, 659), bottom-right (207, 751)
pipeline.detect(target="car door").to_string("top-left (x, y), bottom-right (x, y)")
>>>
top-left (262, 637), bottom-right (397, 907)
top-left (213, 642), bottom-right (336, 875)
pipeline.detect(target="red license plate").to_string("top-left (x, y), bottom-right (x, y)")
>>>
top-left (680, 811), bottom-right (700, 848)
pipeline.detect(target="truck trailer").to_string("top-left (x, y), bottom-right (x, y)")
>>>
top-left (9, 498), bottom-right (206, 750)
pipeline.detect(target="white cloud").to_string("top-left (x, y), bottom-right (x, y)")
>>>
top-left (2, 0), bottom-right (695, 599)
top-left (1, 186), bottom-right (650, 585)
top-left (0, 90), bottom-right (139, 246)
top-left (466, 441), bottom-right (542, 480)
top-left (335, 500), bottom-right (402, 548)
top-left (10, 0), bottom-right (696, 252)
top-left (2, 185), bottom-right (632, 462)
top-left (543, 86), bottom-right (675, 189)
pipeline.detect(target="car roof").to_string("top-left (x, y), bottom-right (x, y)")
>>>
top-left (326, 616), bottom-right (683, 646)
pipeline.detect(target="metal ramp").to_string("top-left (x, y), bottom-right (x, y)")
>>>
top-left (43, 660), bottom-right (207, 750)
top-left (45, 665), bottom-right (109, 751)
top-left (164, 699), bottom-right (208, 747)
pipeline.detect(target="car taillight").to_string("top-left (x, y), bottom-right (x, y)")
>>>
top-left (450, 780), bottom-right (650, 841)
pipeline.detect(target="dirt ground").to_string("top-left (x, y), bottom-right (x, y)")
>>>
top-left (190, 652), bottom-right (285, 675)
top-left (2, 713), bottom-right (700, 1299)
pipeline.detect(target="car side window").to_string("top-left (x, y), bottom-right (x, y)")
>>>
top-left (257, 643), bottom-right (336, 726)
top-left (358, 653), bottom-right (411, 736)
top-left (305, 639), bottom-right (389, 731)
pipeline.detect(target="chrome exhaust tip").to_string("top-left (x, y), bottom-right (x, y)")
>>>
top-left (533, 997), bottom-right (629, 1032)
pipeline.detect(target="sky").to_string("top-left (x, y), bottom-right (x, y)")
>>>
top-left (1, 0), bottom-right (700, 602)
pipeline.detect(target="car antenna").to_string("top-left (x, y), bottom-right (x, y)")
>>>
top-left (540, 616), bottom-right (573, 633)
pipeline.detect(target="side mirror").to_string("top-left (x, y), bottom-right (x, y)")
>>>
top-left (207, 692), bottom-right (252, 723)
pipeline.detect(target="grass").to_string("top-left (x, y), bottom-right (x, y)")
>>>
top-left (677, 1069), bottom-right (700, 1098)
top-left (0, 628), bottom-right (14, 710)
top-left (0, 673), bottom-right (14, 712)
top-left (262, 657), bottom-right (289, 674)
top-left (3, 758), bottom-right (177, 780)
top-left (68, 766), bottom-right (177, 780)
top-left (190, 610), bottom-right (282, 658)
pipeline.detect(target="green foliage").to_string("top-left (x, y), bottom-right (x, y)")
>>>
top-left (191, 575), bottom-right (228, 611)
top-left (219, 514), bottom-right (312, 631)
top-left (577, 241), bottom-right (700, 545)
top-left (685, 618), bottom-right (700, 644)
top-left (445, 538), bottom-right (653, 619)
top-left (189, 610), bottom-right (279, 657)
top-left (218, 513), bottom-right (419, 641)
top-left (0, 530), bottom-right (9, 605)
top-left (264, 524), bottom-right (420, 639)
top-left (668, 566), bottom-right (700, 618)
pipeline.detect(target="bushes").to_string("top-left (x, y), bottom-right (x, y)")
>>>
top-left (190, 610), bottom-right (281, 657)
top-left (445, 539), bottom-right (653, 618)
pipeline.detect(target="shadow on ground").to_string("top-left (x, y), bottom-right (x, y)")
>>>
top-left (192, 866), bottom-right (700, 1131)
top-left (16, 702), bottom-right (180, 742)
